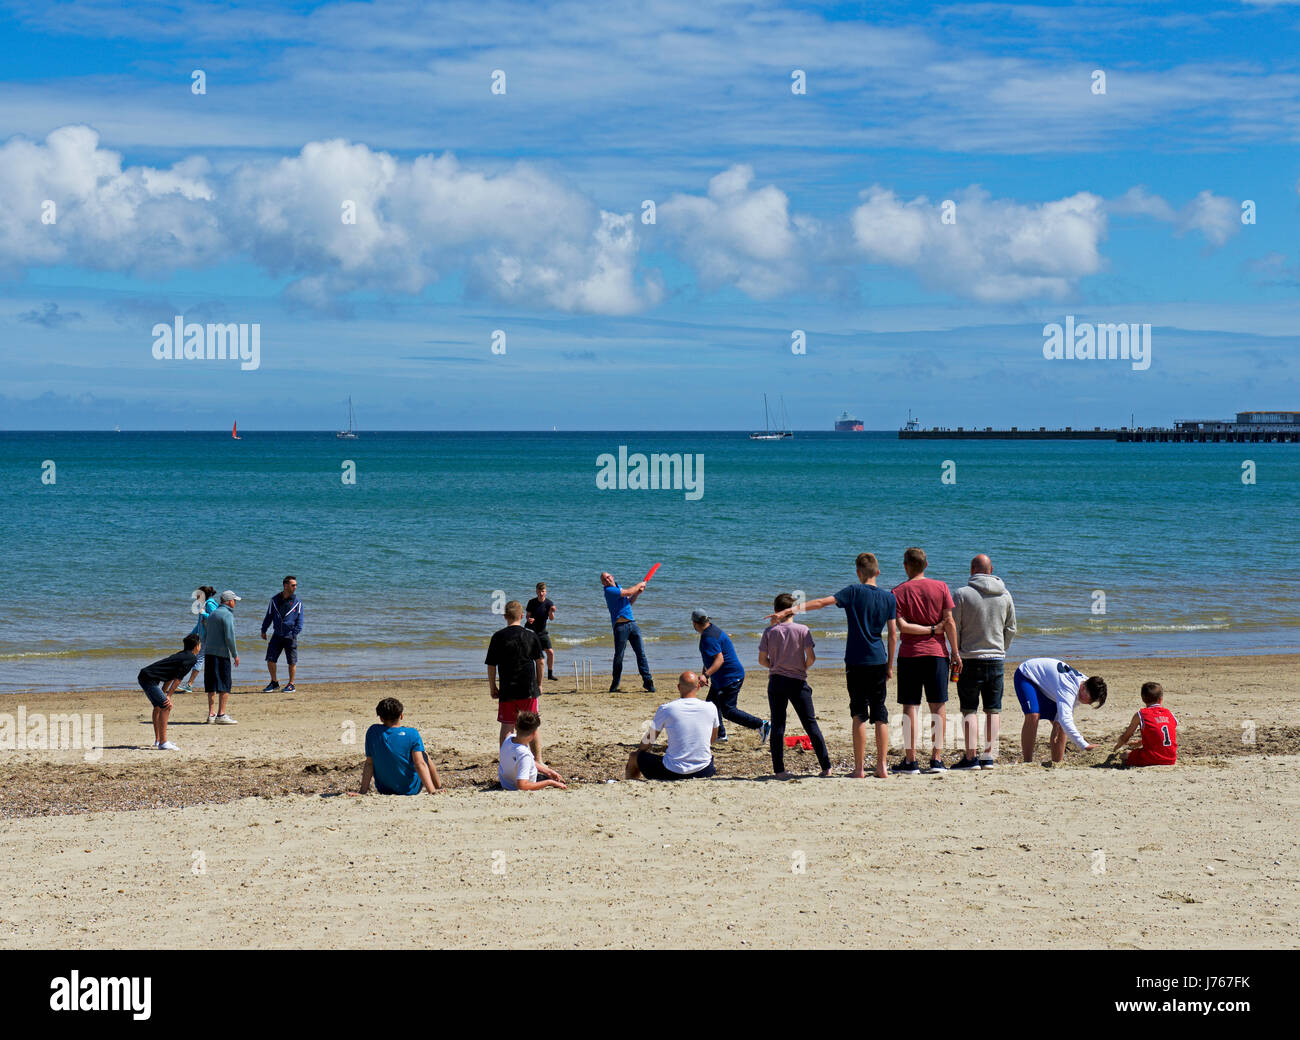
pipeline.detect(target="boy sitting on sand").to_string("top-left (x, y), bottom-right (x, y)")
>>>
top-left (137, 633), bottom-right (201, 750)
top-left (499, 710), bottom-right (567, 791)
top-left (1110, 682), bottom-right (1177, 767)
top-left (356, 697), bottom-right (443, 795)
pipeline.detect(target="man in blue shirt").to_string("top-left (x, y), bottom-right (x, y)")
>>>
top-left (773, 552), bottom-right (898, 778)
top-left (357, 697), bottom-right (443, 795)
top-left (601, 571), bottom-right (656, 693)
top-left (692, 610), bottom-right (769, 745)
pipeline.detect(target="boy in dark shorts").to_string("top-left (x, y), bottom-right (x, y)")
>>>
top-left (892, 547), bottom-right (959, 774)
top-left (356, 697), bottom-right (442, 795)
top-left (773, 552), bottom-right (898, 779)
top-left (525, 582), bottom-right (558, 682)
top-left (486, 600), bottom-right (547, 761)
top-left (137, 634), bottom-right (200, 750)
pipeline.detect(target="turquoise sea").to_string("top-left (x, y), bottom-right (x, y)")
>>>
top-left (2, 430), bottom-right (1298, 693)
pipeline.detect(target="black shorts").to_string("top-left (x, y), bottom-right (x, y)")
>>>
top-left (897, 655), bottom-right (949, 706)
top-left (530, 630), bottom-right (553, 651)
top-left (265, 634), bottom-right (298, 665)
top-left (846, 664), bottom-right (888, 723)
top-left (635, 750), bottom-right (716, 781)
top-left (956, 658), bottom-right (1004, 714)
top-left (204, 655), bottom-right (232, 694)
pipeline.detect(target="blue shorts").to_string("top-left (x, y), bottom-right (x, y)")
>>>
top-left (266, 634), bottom-right (298, 665)
top-left (138, 676), bottom-right (169, 709)
top-left (1014, 668), bottom-right (1057, 722)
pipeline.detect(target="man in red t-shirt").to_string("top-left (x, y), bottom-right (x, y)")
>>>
top-left (891, 547), bottom-right (960, 773)
top-left (1112, 681), bottom-right (1177, 767)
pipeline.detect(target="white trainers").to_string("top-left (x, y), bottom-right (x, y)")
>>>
top-left (157, 740), bottom-right (179, 750)
top-left (213, 714), bottom-right (238, 725)
top-left (206, 714), bottom-right (216, 724)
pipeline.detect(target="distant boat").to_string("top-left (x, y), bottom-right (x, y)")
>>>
top-left (232, 421), bottom-right (241, 440)
top-left (113, 424), bottom-right (121, 433)
top-left (750, 394), bottom-right (793, 440)
top-left (904, 409), bottom-right (920, 432)
top-left (337, 396), bottom-right (359, 439)
top-left (834, 411), bottom-right (863, 432)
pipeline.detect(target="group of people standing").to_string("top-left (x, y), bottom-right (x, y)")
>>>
top-left (135, 577), bottom-right (304, 749)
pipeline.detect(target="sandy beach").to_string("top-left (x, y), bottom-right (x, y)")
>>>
top-left (2, 654), bottom-right (1298, 949)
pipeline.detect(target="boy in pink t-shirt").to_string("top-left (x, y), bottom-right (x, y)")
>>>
top-left (891, 547), bottom-right (960, 773)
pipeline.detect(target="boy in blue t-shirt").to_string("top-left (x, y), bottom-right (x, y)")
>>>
top-left (772, 552), bottom-right (898, 778)
top-left (356, 698), bottom-right (442, 795)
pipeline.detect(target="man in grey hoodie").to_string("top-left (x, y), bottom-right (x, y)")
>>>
top-left (950, 555), bottom-right (1015, 769)
top-left (202, 591), bottom-right (241, 725)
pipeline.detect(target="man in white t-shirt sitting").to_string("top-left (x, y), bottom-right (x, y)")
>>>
top-left (626, 671), bottom-right (720, 781)
top-left (499, 710), bottom-right (567, 791)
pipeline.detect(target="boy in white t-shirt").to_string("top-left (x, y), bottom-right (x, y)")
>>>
top-left (499, 710), bottom-right (567, 791)
top-left (625, 671), bottom-right (720, 780)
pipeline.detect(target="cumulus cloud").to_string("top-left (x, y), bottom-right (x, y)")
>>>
top-left (659, 165), bottom-right (819, 298)
top-left (850, 186), bottom-right (1107, 302)
top-left (1110, 186), bottom-right (1242, 246)
top-left (0, 127), bottom-right (661, 315)
top-left (0, 125), bottom-right (222, 275)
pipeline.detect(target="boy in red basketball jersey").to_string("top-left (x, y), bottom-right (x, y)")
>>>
top-left (1112, 682), bottom-right (1177, 766)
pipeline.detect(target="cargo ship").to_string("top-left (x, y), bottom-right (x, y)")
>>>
top-left (834, 411), bottom-right (863, 432)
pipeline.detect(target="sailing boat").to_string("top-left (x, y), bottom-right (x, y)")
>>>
top-left (749, 394), bottom-right (793, 440)
top-left (232, 421), bottom-right (241, 440)
top-left (336, 396), bottom-right (359, 440)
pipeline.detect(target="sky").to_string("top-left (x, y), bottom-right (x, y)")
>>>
top-left (0, 0), bottom-right (1298, 430)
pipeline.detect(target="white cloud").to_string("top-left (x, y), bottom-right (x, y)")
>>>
top-left (659, 165), bottom-right (819, 298)
top-left (1111, 186), bottom-right (1242, 246)
top-left (850, 186), bottom-right (1107, 302)
top-left (0, 127), bottom-right (661, 314)
top-left (0, 125), bottom-right (222, 275)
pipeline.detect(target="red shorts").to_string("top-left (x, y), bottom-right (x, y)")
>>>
top-left (497, 697), bottom-right (538, 725)
top-left (1125, 748), bottom-right (1175, 768)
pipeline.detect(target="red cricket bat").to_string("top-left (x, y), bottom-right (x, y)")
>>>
top-left (643, 563), bottom-right (661, 584)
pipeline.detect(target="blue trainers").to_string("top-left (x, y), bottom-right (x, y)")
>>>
top-left (950, 756), bottom-right (980, 770)
top-left (891, 758), bottom-right (921, 775)
top-left (759, 720), bottom-right (772, 744)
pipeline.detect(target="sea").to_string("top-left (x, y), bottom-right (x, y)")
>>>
top-left (2, 430), bottom-right (1297, 693)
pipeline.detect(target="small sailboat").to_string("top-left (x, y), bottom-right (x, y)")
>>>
top-left (337, 396), bottom-right (359, 439)
top-left (749, 394), bottom-right (793, 440)
top-left (232, 421), bottom-right (241, 440)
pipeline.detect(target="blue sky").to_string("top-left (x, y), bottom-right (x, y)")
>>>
top-left (1, 0), bottom-right (1298, 429)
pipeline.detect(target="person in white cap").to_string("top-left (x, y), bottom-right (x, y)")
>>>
top-left (201, 590), bottom-right (241, 724)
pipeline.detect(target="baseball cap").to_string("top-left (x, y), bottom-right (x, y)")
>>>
top-left (220, 590), bottom-right (242, 602)
top-left (690, 609), bottom-right (710, 624)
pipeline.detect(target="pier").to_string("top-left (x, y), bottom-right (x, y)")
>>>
top-left (898, 410), bottom-right (1300, 443)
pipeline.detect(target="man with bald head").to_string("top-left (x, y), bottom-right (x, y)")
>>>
top-left (625, 671), bottom-right (719, 780)
top-left (950, 553), bottom-right (1017, 769)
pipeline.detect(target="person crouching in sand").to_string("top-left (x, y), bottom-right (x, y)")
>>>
top-left (354, 697), bottom-right (442, 795)
top-left (626, 671), bottom-right (719, 780)
top-left (499, 710), bottom-right (567, 791)
top-left (1110, 682), bottom-right (1177, 767)
top-left (1013, 657), bottom-right (1106, 763)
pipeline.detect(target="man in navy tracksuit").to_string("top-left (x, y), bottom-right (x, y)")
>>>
top-left (261, 575), bottom-right (304, 692)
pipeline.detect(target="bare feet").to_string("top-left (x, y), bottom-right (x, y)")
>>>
top-left (849, 769), bottom-right (866, 778)
top-left (819, 768), bottom-right (832, 777)
top-left (775, 771), bottom-right (793, 780)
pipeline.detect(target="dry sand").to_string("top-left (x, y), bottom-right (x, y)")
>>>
top-left (1, 655), bottom-right (1297, 949)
